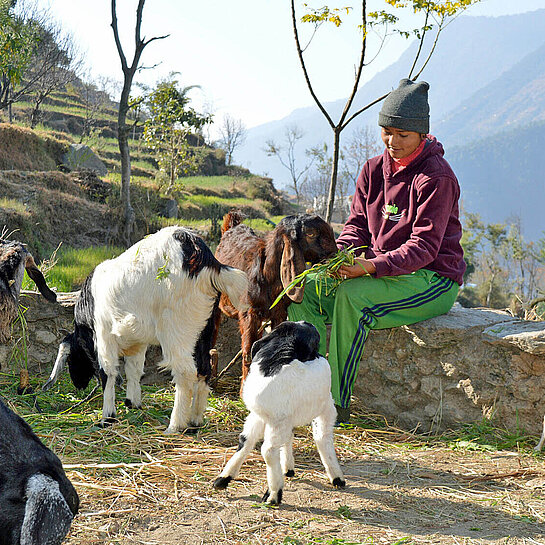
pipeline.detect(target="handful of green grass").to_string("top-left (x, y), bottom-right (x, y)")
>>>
top-left (270, 246), bottom-right (367, 310)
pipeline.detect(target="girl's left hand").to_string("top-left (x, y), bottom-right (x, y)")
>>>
top-left (338, 257), bottom-right (376, 279)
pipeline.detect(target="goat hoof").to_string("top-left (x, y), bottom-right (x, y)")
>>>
top-left (164, 424), bottom-right (188, 434)
top-left (262, 489), bottom-right (282, 505)
top-left (98, 416), bottom-right (118, 428)
top-left (332, 477), bottom-right (346, 488)
top-left (285, 469), bottom-right (295, 478)
top-left (213, 476), bottom-right (232, 490)
top-left (124, 399), bottom-right (142, 409)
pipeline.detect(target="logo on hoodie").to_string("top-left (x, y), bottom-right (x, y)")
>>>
top-left (382, 203), bottom-right (403, 222)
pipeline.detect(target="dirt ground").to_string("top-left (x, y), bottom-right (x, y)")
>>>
top-left (62, 421), bottom-right (545, 545)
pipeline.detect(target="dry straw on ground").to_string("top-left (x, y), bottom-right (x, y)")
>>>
top-left (2, 372), bottom-right (545, 545)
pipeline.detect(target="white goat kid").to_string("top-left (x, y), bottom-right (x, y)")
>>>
top-left (44, 227), bottom-right (248, 433)
top-left (214, 321), bottom-right (345, 505)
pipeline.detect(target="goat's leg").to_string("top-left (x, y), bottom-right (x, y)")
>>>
top-left (124, 348), bottom-right (146, 409)
top-left (280, 432), bottom-right (295, 477)
top-left (239, 312), bottom-right (260, 394)
top-left (165, 365), bottom-right (196, 434)
top-left (535, 413), bottom-right (545, 451)
top-left (312, 405), bottom-right (345, 488)
top-left (261, 423), bottom-right (292, 505)
top-left (213, 412), bottom-right (265, 490)
top-left (96, 336), bottom-right (119, 426)
top-left (189, 375), bottom-right (210, 427)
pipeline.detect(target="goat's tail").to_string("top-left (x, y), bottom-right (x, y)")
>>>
top-left (213, 266), bottom-right (249, 312)
top-left (42, 325), bottom-right (98, 391)
top-left (221, 210), bottom-right (245, 235)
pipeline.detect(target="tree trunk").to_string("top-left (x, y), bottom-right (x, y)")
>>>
top-left (325, 128), bottom-right (341, 223)
top-left (118, 84), bottom-right (135, 245)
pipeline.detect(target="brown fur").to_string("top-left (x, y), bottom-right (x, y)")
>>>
top-left (214, 211), bottom-right (337, 389)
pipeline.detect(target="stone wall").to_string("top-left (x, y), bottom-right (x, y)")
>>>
top-left (353, 304), bottom-right (545, 435)
top-left (4, 292), bottom-right (545, 435)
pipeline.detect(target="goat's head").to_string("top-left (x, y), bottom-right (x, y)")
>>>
top-left (269, 215), bottom-right (337, 303)
top-left (0, 241), bottom-right (57, 343)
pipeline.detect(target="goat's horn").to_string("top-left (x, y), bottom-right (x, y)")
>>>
top-left (42, 341), bottom-right (70, 391)
top-left (24, 255), bottom-right (57, 303)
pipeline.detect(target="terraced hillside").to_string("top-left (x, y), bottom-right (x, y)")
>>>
top-left (0, 80), bottom-right (293, 260)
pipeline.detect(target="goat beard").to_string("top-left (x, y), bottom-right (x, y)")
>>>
top-left (0, 293), bottom-right (18, 343)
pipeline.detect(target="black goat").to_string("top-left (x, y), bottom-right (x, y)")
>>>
top-left (0, 397), bottom-right (79, 545)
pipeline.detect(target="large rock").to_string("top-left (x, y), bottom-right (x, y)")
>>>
top-left (62, 144), bottom-right (107, 176)
top-left (353, 304), bottom-right (545, 434)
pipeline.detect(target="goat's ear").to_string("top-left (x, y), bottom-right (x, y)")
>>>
top-left (251, 336), bottom-right (266, 360)
top-left (280, 233), bottom-right (306, 303)
top-left (25, 255), bottom-right (57, 302)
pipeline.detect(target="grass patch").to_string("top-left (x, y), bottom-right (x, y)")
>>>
top-left (0, 198), bottom-right (29, 215)
top-left (439, 418), bottom-right (537, 452)
top-left (23, 245), bottom-right (124, 292)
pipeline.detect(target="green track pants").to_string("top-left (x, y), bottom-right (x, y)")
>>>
top-left (287, 269), bottom-right (459, 409)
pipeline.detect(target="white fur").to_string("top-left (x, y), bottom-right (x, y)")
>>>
top-left (215, 351), bottom-right (345, 504)
top-left (90, 227), bottom-right (248, 431)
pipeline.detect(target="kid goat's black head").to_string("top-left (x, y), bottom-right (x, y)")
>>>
top-left (250, 321), bottom-right (322, 377)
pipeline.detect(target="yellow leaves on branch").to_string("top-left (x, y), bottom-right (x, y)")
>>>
top-left (301, 4), bottom-right (352, 27)
top-left (383, 0), bottom-right (482, 17)
top-left (301, 1), bottom-right (481, 28)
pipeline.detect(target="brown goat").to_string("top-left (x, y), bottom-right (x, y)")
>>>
top-left (214, 211), bottom-right (337, 387)
top-left (0, 241), bottom-right (57, 342)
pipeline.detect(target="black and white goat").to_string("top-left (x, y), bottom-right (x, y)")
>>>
top-left (43, 226), bottom-right (248, 432)
top-left (0, 240), bottom-right (57, 342)
top-left (213, 321), bottom-right (345, 505)
top-left (0, 396), bottom-right (79, 545)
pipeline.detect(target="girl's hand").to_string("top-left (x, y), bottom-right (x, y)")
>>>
top-left (338, 257), bottom-right (376, 279)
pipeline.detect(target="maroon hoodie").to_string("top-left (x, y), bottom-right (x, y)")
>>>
top-left (337, 136), bottom-right (466, 285)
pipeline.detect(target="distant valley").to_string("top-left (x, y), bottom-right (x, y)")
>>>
top-left (235, 9), bottom-right (545, 239)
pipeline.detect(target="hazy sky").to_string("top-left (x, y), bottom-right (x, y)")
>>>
top-left (33, 0), bottom-right (545, 134)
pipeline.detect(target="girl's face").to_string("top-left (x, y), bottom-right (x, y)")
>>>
top-left (381, 127), bottom-right (424, 160)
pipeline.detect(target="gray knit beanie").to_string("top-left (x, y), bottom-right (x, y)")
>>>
top-left (378, 78), bottom-right (430, 133)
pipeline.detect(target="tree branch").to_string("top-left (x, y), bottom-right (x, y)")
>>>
top-left (341, 91), bottom-right (388, 131)
top-left (291, 0), bottom-right (335, 129)
top-left (407, 8), bottom-right (430, 80)
top-left (338, 0), bottom-right (366, 127)
top-left (111, 0), bottom-right (128, 73)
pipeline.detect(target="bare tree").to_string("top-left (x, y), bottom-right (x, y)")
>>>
top-left (217, 114), bottom-right (246, 165)
top-left (0, 2), bottom-right (78, 121)
top-left (28, 21), bottom-right (80, 128)
top-left (111, 0), bottom-right (168, 245)
top-left (264, 124), bottom-right (316, 205)
top-left (76, 75), bottom-right (113, 144)
top-left (342, 126), bottom-right (381, 185)
top-left (290, 0), bottom-right (481, 222)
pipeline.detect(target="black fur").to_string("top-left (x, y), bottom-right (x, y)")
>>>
top-left (332, 477), bottom-right (346, 488)
top-left (0, 241), bottom-right (25, 299)
top-left (0, 240), bottom-right (56, 303)
top-left (261, 488), bottom-right (283, 505)
top-left (212, 476), bottom-right (232, 490)
top-left (173, 229), bottom-right (223, 278)
top-left (237, 434), bottom-right (247, 451)
top-left (66, 272), bottom-right (99, 390)
top-left (250, 321), bottom-right (321, 377)
top-left (0, 397), bottom-right (79, 545)
top-left (192, 296), bottom-right (221, 382)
